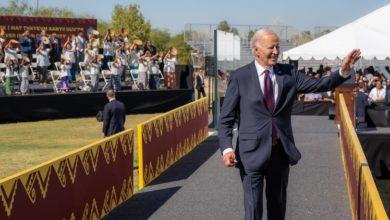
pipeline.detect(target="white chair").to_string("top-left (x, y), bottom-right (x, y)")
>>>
top-left (129, 69), bottom-right (140, 89)
top-left (50, 62), bottom-right (61, 93)
top-left (0, 63), bottom-right (6, 84)
top-left (79, 62), bottom-right (92, 90)
top-left (30, 63), bottom-right (38, 81)
top-left (151, 64), bottom-right (164, 88)
top-left (101, 62), bottom-right (113, 91)
top-left (0, 72), bottom-right (4, 84)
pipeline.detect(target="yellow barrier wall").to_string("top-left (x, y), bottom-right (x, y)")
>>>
top-left (138, 98), bottom-right (209, 189)
top-left (0, 129), bottom-right (134, 220)
top-left (338, 94), bottom-right (387, 220)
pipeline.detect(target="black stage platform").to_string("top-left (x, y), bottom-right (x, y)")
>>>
top-left (0, 89), bottom-right (194, 123)
top-left (358, 127), bottom-right (390, 178)
top-left (292, 101), bottom-right (333, 116)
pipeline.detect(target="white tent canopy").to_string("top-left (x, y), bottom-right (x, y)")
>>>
top-left (283, 4), bottom-right (390, 60)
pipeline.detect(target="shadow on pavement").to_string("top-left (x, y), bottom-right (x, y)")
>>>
top-left (103, 186), bottom-right (181, 220)
top-left (104, 136), bottom-right (220, 219)
top-left (147, 136), bottom-right (219, 186)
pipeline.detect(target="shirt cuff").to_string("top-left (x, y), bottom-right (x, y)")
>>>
top-left (222, 148), bottom-right (234, 156)
top-left (339, 68), bottom-right (355, 78)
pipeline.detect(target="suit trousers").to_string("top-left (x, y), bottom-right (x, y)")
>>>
top-left (239, 140), bottom-right (290, 220)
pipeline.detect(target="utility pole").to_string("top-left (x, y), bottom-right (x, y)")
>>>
top-left (213, 29), bottom-right (220, 130)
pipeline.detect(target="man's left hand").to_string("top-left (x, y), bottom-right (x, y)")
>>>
top-left (341, 49), bottom-right (361, 75)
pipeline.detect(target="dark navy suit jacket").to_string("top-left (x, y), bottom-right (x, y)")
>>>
top-left (103, 99), bottom-right (126, 137)
top-left (218, 62), bottom-right (349, 172)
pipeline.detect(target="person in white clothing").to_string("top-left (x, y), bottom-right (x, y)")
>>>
top-left (4, 57), bottom-right (17, 95)
top-left (59, 58), bottom-right (72, 92)
top-left (369, 80), bottom-right (386, 102)
top-left (63, 37), bottom-right (77, 82)
top-left (84, 43), bottom-right (96, 65)
top-left (110, 55), bottom-right (122, 91)
top-left (163, 48), bottom-right (178, 89)
top-left (36, 42), bottom-right (51, 84)
top-left (103, 32), bottom-right (115, 70)
top-left (90, 55), bottom-right (102, 92)
top-left (19, 57), bottom-right (30, 95)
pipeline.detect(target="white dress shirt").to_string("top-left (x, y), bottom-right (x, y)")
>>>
top-left (255, 60), bottom-right (278, 103)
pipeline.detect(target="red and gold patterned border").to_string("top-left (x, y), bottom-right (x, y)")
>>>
top-left (138, 97), bottom-right (209, 189)
top-left (0, 129), bottom-right (134, 220)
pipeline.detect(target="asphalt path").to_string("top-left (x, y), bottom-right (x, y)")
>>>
top-left (104, 116), bottom-right (351, 220)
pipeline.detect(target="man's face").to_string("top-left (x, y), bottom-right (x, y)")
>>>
top-left (376, 81), bottom-right (382, 89)
top-left (253, 33), bottom-right (280, 67)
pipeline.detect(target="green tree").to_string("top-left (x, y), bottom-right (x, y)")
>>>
top-left (0, 0), bottom-right (91, 18)
top-left (97, 19), bottom-right (113, 38)
top-left (168, 33), bottom-right (192, 65)
top-left (0, 0), bottom-right (32, 15)
top-left (217, 20), bottom-right (231, 32)
top-left (217, 20), bottom-right (239, 35)
top-left (290, 30), bottom-right (313, 46)
top-left (111, 4), bottom-right (151, 42)
top-left (247, 30), bottom-right (255, 41)
top-left (315, 29), bottom-right (332, 38)
top-left (230, 27), bottom-right (239, 36)
top-left (150, 28), bottom-right (171, 52)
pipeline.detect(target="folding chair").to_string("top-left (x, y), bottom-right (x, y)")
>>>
top-left (0, 63), bottom-right (6, 84)
top-left (30, 62), bottom-right (38, 81)
top-left (50, 62), bottom-right (61, 93)
top-left (79, 62), bottom-right (92, 91)
top-left (151, 64), bottom-right (164, 88)
top-left (101, 62), bottom-right (113, 91)
top-left (129, 69), bottom-right (140, 89)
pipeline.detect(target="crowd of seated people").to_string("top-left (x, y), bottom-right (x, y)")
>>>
top-left (296, 65), bottom-right (335, 103)
top-left (0, 28), bottom-right (178, 95)
top-left (296, 65), bottom-right (390, 105)
top-left (354, 66), bottom-right (390, 104)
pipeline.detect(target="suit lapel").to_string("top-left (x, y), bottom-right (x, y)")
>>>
top-left (274, 64), bottom-right (284, 113)
top-left (249, 61), bottom-right (266, 107)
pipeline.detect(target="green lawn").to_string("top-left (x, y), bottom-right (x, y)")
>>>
top-left (0, 114), bottom-right (160, 179)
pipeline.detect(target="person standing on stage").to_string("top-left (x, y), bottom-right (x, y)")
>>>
top-left (19, 57), bottom-right (31, 95)
top-left (75, 31), bottom-right (86, 67)
top-left (102, 89), bottom-right (126, 137)
top-left (49, 33), bottom-right (62, 70)
top-left (218, 29), bottom-right (360, 220)
top-left (163, 47), bottom-right (178, 89)
top-left (59, 58), bottom-right (71, 93)
top-left (196, 70), bottom-right (206, 99)
top-left (0, 29), bottom-right (5, 62)
top-left (63, 37), bottom-right (77, 82)
top-left (19, 30), bottom-right (35, 60)
top-left (90, 55), bottom-right (102, 92)
top-left (4, 56), bottom-right (17, 95)
top-left (36, 41), bottom-right (51, 85)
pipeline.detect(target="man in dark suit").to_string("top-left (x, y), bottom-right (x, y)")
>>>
top-left (218, 29), bottom-right (361, 220)
top-left (103, 90), bottom-right (126, 137)
top-left (196, 70), bottom-right (206, 99)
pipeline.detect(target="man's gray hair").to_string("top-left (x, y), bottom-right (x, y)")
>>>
top-left (250, 29), bottom-right (278, 54)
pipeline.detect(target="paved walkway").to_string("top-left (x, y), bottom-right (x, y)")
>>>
top-left (104, 116), bottom-right (351, 220)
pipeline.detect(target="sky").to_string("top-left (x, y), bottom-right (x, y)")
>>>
top-left (4, 0), bottom-right (390, 34)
